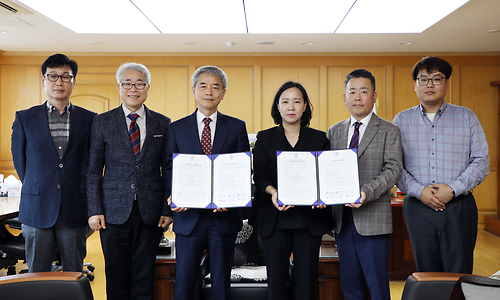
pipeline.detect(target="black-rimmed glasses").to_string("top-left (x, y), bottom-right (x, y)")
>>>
top-left (45, 74), bottom-right (74, 83)
top-left (417, 77), bottom-right (445, 86)
top-left (120, 82), bottom-right (148, 90)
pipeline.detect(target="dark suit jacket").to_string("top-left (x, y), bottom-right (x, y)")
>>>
top-left (87, 105), bottom-right (171, 225)
top-left (165, 110), bottom-right (250, 236)
top-left (327, 114), bottom-right (403, 236)
top-left (11, 102), bottom-right (96, 228)
top-left (252, 125), bottom-right (332, 238)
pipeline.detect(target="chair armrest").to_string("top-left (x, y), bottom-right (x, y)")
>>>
top-left (0, 272), bottom-right (84, 285)
top-left (411, 272), bottom-right (470, 282)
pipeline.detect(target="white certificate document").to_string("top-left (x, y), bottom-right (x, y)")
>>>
top-left (277, 151), bottom-right (318, 206)
top-left (317, 149), bottom-right (360, 205)
top-left (213, 152), bottom-right (252, 208)
top-left (171, 154), bottom-right (212, 209)
top-left (171, 152), bottom-right (252, 209)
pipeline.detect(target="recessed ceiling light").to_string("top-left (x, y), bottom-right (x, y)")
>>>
top-left (488, 29), bottom-right (500, 33)
top-left (398, 41), bottom-right (413, 45)
top-left (182, 42), bottom-right (196, 45)
top-left (300, 42), bottom-right (314, 45)
top-left (257, 41), bottom-right (274, 45)
top-left (226, 42), bottom-right (235, 47)
top-left (88, 41), bottom-right (103, 45)
top-left (0, 30), bottom-right (8, 34)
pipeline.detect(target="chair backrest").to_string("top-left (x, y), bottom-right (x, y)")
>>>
top-left (401, 272), bottom-right (467, 300)
top-left (449, 275), bottom-right (500, 300)
top-left (0, 272), bottom-right (94, 300)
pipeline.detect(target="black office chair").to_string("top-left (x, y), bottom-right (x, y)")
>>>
top-left (0, 271), bottom-right (94, 300)
top-left (0, 217), bottom-right (25, 275)
top-left (199, 215), bottom-right (292, 300)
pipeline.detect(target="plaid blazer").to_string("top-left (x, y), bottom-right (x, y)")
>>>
top-left (327, 113), bottom-right (403, 236)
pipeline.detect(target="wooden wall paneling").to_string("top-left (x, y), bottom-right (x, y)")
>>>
top-left (215, 66), bottom-right (254, 132)
top-left (326, 67), bottom-right (348, 129)
top-left (450, 65), bottom-right (461, 105)
top-left (0, 65), bottom-right (41, 177)
top-left (260, 67), bottom-right (321, 131)
top-left (384, 65), bottom-right (395, 120)
top-left (460, 66), bottom-right (500, 216)
top-left (318, 66), bottom-right (328, 131)
top-left (253, 66), bottom-right (262, 133)
top-left (393, 66), bottom-right (420, 115)
top-left (70, 94), bottom-right (109, 115)
top-left (147, 66), bottom-right (191, 122)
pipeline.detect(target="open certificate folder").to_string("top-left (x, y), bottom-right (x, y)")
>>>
top-left (171, 152), bottom-right (252, 209)
top-left (276, 149), bottom-right (361, 206)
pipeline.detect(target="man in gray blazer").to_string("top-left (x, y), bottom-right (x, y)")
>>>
top-left (87, 62), bottom-right (172, 300)
top-left (327, 69), bottom-right (403, 300)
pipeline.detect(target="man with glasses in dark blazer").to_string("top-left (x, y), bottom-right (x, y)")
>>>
top-left (11, 53), bottom-right (96, 273)
top-left (87, 62), bottom-right (171, 300)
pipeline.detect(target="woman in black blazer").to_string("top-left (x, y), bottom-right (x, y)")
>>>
top-left (252, 81), bottom-right (331, 300)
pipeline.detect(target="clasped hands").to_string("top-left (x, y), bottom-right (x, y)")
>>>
top-left (420, 183), bottom-right (454, 211)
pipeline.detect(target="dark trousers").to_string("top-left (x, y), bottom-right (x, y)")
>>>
top-left (262, 227), bottom-right (322, 300)
top-left (404, 193), bottom-right (478, 273)
top-left (174, 211), bottom-right (237, 300)
top-left (100, 201), bottom-right (163, 300)
top-left (336, 208), bottom-right (391, 300)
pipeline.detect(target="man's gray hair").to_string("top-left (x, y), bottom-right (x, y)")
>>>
top-left (191, 65), bottom-right (228, 90)
top-left (116, 62), bottom-right (151, 84)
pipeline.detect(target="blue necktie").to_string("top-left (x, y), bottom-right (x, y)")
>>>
top-left (349, 122), bottom-right (361, 149)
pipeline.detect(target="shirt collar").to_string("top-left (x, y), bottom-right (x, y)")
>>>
top-left (419, 101), bottom-right (447, 117)
top-left (46, 101), bottom-right (72, 113)
top-left (350, 111), bottom-right (373, 127)
top-left (122, 104), bottom-right (145, 118)
top-left (197, 109), bottom-right (217, 125)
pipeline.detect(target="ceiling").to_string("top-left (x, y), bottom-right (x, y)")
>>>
top-left (0, 0), bottom-right (499, 53)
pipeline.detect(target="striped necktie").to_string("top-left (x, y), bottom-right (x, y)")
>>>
top-left (128, 113), bottom-right (140, 161)
top-left (349, 122), bottom-right (362, 149)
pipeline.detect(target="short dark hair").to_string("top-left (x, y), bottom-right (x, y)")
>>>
top-left (344, 69), bottom-right (376, 91)
top-left (411, 56), bottom-right (452, 80)
top-left (271, 81), bottom-right (313, 127)
top-left (41, 54), bottom-right (78, 77)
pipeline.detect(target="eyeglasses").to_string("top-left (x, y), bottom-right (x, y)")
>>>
top-left (45, 74), bottom-right (74, 83)
top-left (417, 77), bottom-right (445, 86)
top-left (120, 82), bottom-right (148, 90)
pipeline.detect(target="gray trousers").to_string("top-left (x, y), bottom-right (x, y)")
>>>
top-left (22, 210), bottom-right (88, 273)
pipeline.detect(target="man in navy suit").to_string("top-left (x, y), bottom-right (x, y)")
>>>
top-left (166, 65), bottom-right (250, 300)
top-left (11, 53), bottom-right (96, 273)
top-left (87, 63), bottom-right (172, 300)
